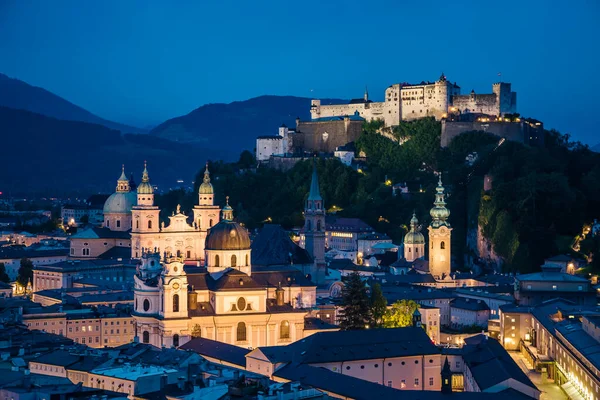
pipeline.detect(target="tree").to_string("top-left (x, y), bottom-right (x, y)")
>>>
top-left (237, 150), bottom-right (256, 169)
top-left (191, 324), bottom-right (202, 338)
top-left (370, 283), bottom-right (387, 327)
top-left (16, 258), bottom-right (33, 289)
top-left (0, 262), bottom-right (9, 283)
top-left (382, 299), bottom-right (419, 328)
top-left (338, 272), bottom-right (372, 330)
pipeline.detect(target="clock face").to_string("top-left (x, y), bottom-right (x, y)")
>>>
top-left (172, 282), bottom-right (180, 290)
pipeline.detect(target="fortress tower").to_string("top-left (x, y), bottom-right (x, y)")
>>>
top-left (428, 174), bottom-right (452, 279)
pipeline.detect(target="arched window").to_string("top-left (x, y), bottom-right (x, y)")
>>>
top-left (173, 294), bottom-right (179, 312)
top-left (173, 334), bottom-right (179, 347)
top-left (215, 255), bottom-right (220, 267)
top-left (441, 241), bottom-right (445, 250)
top-left (106, 220), bottom-right (110, 228)
top-left (317, 220), bottom-right (322, 231)
top-left (245, 254), bottom-right (249, 266)
top-left (408, 248), bottom-right (412, 253)
top-left (236, 322), bottom-right (246, 342)
top-left (136, 220), bottom-right (139, 229)
top-left (416, 248), bottom-right (419, 254)
top-left (177, 250), bottom-right (181, 257)
top-left (142, 331), bottom-right (149, 343)
top-left (143, 299), bottom-right (150, 312)
top-left (116, 220), bottom-right (121, 228)
top-left (280, 320), bottom-right (290, 339)
top-left (148, 220), bottom-right (152, 229)
top-left (231, 254), bottom-right (237, 267)
top-left (209, 219), bottom-right (213, 227)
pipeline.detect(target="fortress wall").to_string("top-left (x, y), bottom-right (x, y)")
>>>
top-left (441, 120), bottom-right (525, 147)
top-left (452, 94), bottom-right (499, 115)
top-left (295, 120), bottom-right (363, 153)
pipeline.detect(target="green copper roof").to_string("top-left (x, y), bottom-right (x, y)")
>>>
top-left (137, 162), bottom-right (153, 194)
top-left (199, 162), bottom-right (214, 195)
top-left (307, 163), bottom-right (322, 201)
top-left (430, 174), bottom-right (450, 228)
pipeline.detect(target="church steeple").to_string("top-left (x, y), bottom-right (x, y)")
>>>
top-left (303, 160), bottom-right (326, 284)
top-left (428, 173), bottom-right (452, 280)
top-left (441, 356), bottom-right (452, 394)
top-left (116, 165), bottom-right (130, 193)
top-left (364, 86), bottom-right (369, 102)
top-left (137, 161), bottom-right (154, 196)
top-left (221, 196), bottom-right (234, 221)
top-left (198, 162), bottom-right (215, 206)
top-left (430, 174), bottom-right (450, 228)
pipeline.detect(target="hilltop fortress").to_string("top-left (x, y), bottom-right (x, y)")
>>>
top-left (310, 74), bottom-right (517, 126)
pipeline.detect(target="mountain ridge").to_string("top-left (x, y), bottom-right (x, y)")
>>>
top-left (0, 72), bottom-right (145, 133)
top-left (150, 95), bottom-right (348, 151)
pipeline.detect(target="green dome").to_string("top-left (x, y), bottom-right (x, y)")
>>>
top-left (404, 230), bottom-right (425, 245)
top-left (205, 220), bottom-right (250, 250)
top-left (103, 191), bottom-right (137, 214)
top-left (430, 175), bottom-right (451, 227)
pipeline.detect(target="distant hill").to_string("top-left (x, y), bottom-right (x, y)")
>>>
top-left (0, 73), bottom-right (145, 133)
top-left (592, 143), bottom-right (600, 153)
top-left (0, 107), bottom-right (232, 195)
top-left (150, 95), bottom-right (347, 151)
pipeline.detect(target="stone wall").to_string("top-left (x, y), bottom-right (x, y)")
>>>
top-left (294, 119), bottom-right (363, 153)
top-left (441, 120), bottom-right (538, 147)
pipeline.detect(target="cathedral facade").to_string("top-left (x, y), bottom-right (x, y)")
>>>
top-left (132, 202), bottom-right (323, 349)
top-left (130, 163), bottom-right (221, 262)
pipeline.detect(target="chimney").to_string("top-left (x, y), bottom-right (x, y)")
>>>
top-left (275, 283), bottom-right (285, 306)
top-left (188, 292), bottom-right (198, 310)
top-left (177, 376), bottom-right (186, 391)
top-left (23, 369), bottom-right (31, 390)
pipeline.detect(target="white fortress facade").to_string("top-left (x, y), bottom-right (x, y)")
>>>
top-left (310, 74), bottom-right (516, 126)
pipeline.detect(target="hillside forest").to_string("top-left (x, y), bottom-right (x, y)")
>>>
top-left (156, 118), bottom-right (600, 274)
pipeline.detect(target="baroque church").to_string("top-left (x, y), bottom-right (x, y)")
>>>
top-left (131, 163), bottom-right (334, 349)
top-left (399, 174), bottom-right (453, 281)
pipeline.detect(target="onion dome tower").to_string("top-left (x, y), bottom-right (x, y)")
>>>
top-left (404, 212), bottom-right (425, 262)
top-left (428, 174), bottom-right (452, 279)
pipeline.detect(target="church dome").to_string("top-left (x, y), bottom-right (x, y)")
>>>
top-left (198, 163), bottom-right (214, 195)
top-left (103, 191), bottom-right (137, 214)
top-left (205, 220), bottom-right (250, 250)
top-left (404, 230), bottom-right (425, 245)
top-left (137, 162), bottom-right (153, 195)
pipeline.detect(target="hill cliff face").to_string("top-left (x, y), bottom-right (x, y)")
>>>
top-left (150, 95), bottom-right (347, 151)
top-left (0, 107), bottom-right (230, 195)
top-left (0, 73), bottom-right (145, 133)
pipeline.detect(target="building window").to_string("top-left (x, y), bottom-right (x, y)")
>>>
top-left (173, 334), bottom-right (179, 347)
top-left (414, 378), bottom-right (419, 386)
top-left (552, 285), bottom-right (557, 290)
top-left (143, 299), bottom-right (150, 312)
top-left (429, 377), bottom-right (434, 386)
top-left (237, 297), bottom-right (246, 311)
top-left (186, 250), bottom-right (191, 259)
top-left (440, 241), bottom-right (445, 250)
top-left (209, 219), bottom-right (213, 227)
top-left (136, 221), bottom-right (139, 229)
top-left (173, 294), bottom-right (179, 312)
top-left (107, 220), bottom-right (110, 227)
top-left (317, 220), bottom-right (322, 231)
top-left (231, 254), bottom-right (237, 268)
top-left (215, 255), bottom-right (220, 267)
top-left (116, 220), bottom-right (121, 228)
top-left (280, 320), bottom-right (290, 339)
top-left (237, 322), bottom-right (247, 342)
top-left (245, 254), bottom-right (249, 266)
top-left (148, 220), bottom-right (152, 229)
top-left (142, 331), bottom-right (149, 343)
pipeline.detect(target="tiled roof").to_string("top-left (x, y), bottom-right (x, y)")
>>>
top-left (211, 269), bottom-right (262, 291)
top-left (251, 224), bottom-right (312, 267)
top-left (517, 271), bottom-right (588, 282)
top-left (0, 246), bottom-right (68, 260)
top-left (325, 216), bottom-right (372, 232)
top-left (180, 337), bottom-right (250, 367)
top-left (450, 297), bottom-right (490, 312)
top-left (71, 227), bottom-right (130, 240)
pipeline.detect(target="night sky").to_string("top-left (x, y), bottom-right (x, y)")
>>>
top-left (1, 1), bottom-right (599, 144)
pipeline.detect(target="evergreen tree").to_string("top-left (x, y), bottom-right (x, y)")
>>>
top-left (382, 299), bottom-right (419, 328)
top-left (370, 283), bottom-right (387, 327)
top-left (0, 262), bottom-right (9, 283)
top-left (338, 272), bottom-right (372, 330)
top-left (16, 258), bottom-right (33, 289)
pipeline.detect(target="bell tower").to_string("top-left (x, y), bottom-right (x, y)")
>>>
top-left (303, 162), bottom-right (326, 284)
top-left (131, 163), bottom-right (160, 259)
top-left (193, 162), bottom-right (221, 263)
top-left (428, 174), bottom-right (452, 279)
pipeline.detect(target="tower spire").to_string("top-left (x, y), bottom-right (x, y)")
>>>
top-left (203, 162), bottom-right (210, 184)
top-left (221, 196), bottom-right (234, 221)
top-left (364, 86), bottom-right (369, 102)
top-left (430, 173), bottom-right (450, 227)
top-left (142, 161), bottom-right (149, 183)
top-left (308, 160), bottom-right (322, 201)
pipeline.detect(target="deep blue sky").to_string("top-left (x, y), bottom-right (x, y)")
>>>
top-left (1, 1), bottom-right (599, 143)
